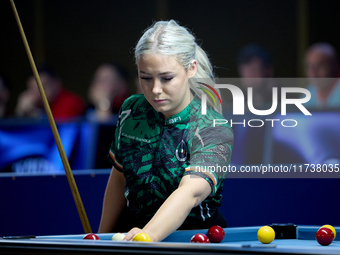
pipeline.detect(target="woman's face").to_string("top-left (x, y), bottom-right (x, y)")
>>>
top-left (137, 54), bottom-right (197, 119)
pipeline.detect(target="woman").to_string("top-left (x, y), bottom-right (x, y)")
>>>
top-left (98, 20), bottom-right (233, 242)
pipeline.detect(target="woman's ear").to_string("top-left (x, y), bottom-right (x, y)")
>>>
top-left (188, 60), bottom-right (197, 78)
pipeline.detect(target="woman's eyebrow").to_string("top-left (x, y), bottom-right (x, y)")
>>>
top-left (158, 72), bottom-right (174, 75)
top-left (139, 71), bottom-right (174, 75)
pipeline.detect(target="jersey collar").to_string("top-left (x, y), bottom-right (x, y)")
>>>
top-left (164, 96), bottom-right (200, 125)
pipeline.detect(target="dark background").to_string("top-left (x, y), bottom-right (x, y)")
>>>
top-left (1, 0), bottom-right (340, 111)
top-left (1, 0), bottom-right (340, 235)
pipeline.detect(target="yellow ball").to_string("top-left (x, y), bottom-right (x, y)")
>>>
top-left (257, 226), bottom-right (275, 244)
top-left (321, 225), bottom-right (336, 239)
top-left (132, 233), bottom-right (151, 242)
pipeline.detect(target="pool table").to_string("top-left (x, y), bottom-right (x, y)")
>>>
top-left (1, 225), bottom-right (339, 254)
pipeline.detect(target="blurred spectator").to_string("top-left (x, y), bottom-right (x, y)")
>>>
top-left (87, 63), bottom-right (130, 122)
top-left (0, 74), bottom-right (11, 118)
top-left (237, 44), bottom-right (279, 109)
top-left (303, 43), bottom-right (340, 109)
top-left (15, 64), bottom-right (85, 120)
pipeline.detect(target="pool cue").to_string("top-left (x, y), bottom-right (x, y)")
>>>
top-left (10, 0), bottom-right (92, 234)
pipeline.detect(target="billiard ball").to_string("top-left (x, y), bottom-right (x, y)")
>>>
top-left (257, 226), bottom-right (275, 244)
top-left (132, 233), bottom-right (151, 242)
top-left (111, 233), bottom-right (126, 241)
top-left (316, 227), bottom-right (334, 246)
top-left (190, 233), bottom-right (210, 243)
top-left (320, 225), bottom-right (336, 239)
top-left (207, 225), bottom-right (225, 243)
top-left (83, 233), bottom-right (100, 240)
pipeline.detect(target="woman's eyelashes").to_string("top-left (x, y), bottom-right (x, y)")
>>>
top-left (140, 76), bottom-right (152, 81)
top-left (162, 77), bottom-right (174, 82)
top-left (140, 77), bottom-right (174, 82)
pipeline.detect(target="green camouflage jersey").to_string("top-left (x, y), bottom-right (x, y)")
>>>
top-left (108, 94), bottom-right (233, 227)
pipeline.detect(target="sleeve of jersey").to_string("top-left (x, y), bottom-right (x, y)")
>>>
top-left (184, 125), bottom-right (234, 196)
top-left (107, 106), bottom-right (126, 172)
top-left (108, 131), bottom-right (123, 172)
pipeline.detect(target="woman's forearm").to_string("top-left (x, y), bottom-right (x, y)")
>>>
top-left (142, 176), bottom-right (211, 241)
top-left (98, 167), bottom-right (126, 233)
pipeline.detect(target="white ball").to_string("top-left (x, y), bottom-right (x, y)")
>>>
top-left (111, 233), bottom-right (126, 241)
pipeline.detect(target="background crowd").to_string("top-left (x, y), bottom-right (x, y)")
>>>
top-left (1, 42), bottom-right (339, 121)
top-left (1, 1), bottom-right (340, 122)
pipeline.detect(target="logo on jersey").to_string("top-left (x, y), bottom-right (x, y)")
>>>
top-left (175, 140), bottom-right (188, 162)
top-left (216, 144), bottom-right (227, 153)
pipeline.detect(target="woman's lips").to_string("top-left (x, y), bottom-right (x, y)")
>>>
top-left (153, 99), bottom-right (167, 104)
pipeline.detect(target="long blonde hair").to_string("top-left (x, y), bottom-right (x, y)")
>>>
top-left (135, 20), bottom-right (222, 114)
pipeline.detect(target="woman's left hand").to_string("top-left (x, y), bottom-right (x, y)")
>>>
top-left (124, 227), bottom-right (154, 241)
top-left (124, 227), bottom-right (141, 241)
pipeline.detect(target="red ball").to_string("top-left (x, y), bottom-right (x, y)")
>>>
top-left (316, 227), bottom-right (334, 246)
top-left (207, 225), bottom-right (225, 243)
top-left (190, 233), bottom-right (210, 243)
top-left (83, 233), bottom-right (100, 240)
